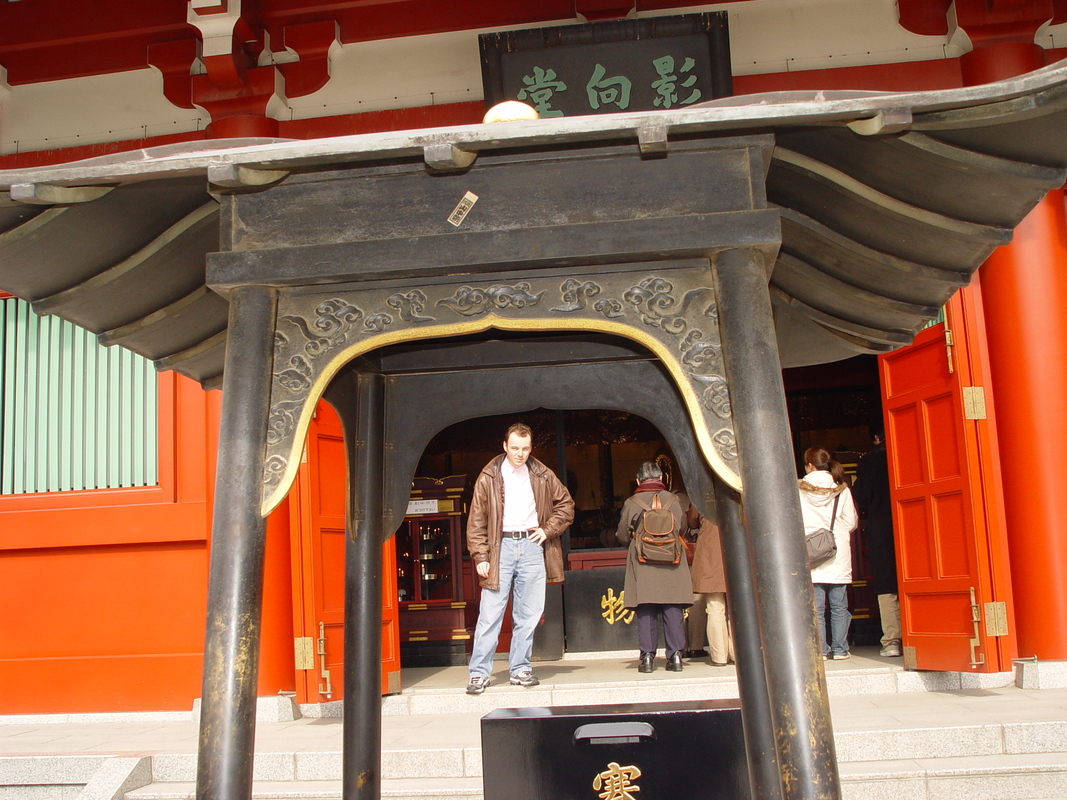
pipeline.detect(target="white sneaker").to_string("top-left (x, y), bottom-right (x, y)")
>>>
top-left (466, 675), bottom-right (490, 695)
top-left (880, 641), bottom-right (902, 657)
top-left (509, 670), bottom-right (540, 687)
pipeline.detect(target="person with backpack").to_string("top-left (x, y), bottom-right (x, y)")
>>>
top-left (616, 461), bottom-right (691, 673)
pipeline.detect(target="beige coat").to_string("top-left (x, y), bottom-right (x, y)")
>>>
top-left (616, 488), bottom-right (692, 607)
top-left (688, 515), bottom-right (728, 595)
top-left (466, 455), bottom-right (574, 590)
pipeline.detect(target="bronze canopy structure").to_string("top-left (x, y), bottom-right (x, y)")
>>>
top-left (3, 60), bottom-right (1067, 800)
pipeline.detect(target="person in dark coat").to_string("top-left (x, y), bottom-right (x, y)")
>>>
top-left (616, 461), bottom-right (691, 673)
top-left (852, 421), bottom-right (901, 657)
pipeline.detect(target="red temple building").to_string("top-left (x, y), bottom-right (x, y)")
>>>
top-left (1, 0), bottom-right (1066, 718)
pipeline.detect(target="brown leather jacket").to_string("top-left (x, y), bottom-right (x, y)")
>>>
top-left (466, 454), bottom-right (575, 589)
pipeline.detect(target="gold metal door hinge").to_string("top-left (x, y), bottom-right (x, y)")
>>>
top-left (294, 637), bottom-right (314, 670)
top-left (317, 621), bottom-right (333, 698)
top-left (963, 387), bottom-right (987, 420)
top-left (985, 601), bottom-right (1009, 637)
top-left (969, 587), bottom-right (985, 668)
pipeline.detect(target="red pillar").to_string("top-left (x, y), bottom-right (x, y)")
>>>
top-left (964, 43), bottom-right (1067, 658)
top-left (258, 495), bottom-right (297, 694)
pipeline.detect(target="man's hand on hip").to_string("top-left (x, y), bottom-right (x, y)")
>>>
top-left (529, 527), bottom-right (547, 545)
top-left (476, 561), bottom-right (491, 578)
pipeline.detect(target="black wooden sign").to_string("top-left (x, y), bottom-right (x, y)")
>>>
top-left (479, 13), bottom-right (732, 118)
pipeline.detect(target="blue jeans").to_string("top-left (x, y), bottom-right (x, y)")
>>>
top-left (813, 583), bottom-right (851, 656)
top-left (468, 537), bottom-right (547, 678)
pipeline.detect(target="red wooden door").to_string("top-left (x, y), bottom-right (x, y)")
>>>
top-left (879, 289), bottom-right (1015, 672)
top-left (290, 401), bottom-right (401, 702)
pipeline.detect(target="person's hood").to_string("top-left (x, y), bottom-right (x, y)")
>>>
top-left (797, 470), bottom-right (848, 507)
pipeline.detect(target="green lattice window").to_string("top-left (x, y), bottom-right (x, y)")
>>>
top-left (0, 297), bottom-right (158, 494)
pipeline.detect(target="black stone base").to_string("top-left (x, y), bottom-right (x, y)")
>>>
top-left (400, 640), bottom-right (469, 668)
top-left (482, 699), bottom-right (749, 800)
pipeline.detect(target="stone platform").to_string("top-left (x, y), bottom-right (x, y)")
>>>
top-left (2, 648), bottom-right (1067, 800)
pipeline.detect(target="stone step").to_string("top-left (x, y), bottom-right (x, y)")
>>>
top-left (365, 663), bottom-right (1016, 719)
top-left (128, 754), bottom-right (1067, 800)
top-left (840, 751), bottom-right (1067, 800)
top-left (139, 717), bottom-right (1067, 785)
top-left (837, 719), bottom-right (1067, 762)
top-left (126, 777), bottom-right (483, 800)
top-left (149, 746), bottom-right (482, 784)
top-left (0, 753), bottom-right (115, 800)
top-left (0, 754), bottom-right (110, 785)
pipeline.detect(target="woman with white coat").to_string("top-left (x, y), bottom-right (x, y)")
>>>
top-left (798, 446), bottom-right (859, 660)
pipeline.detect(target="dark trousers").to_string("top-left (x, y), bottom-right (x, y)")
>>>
top-left (635, 603), bottom-right (686, 657)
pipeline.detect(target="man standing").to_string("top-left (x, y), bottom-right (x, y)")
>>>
top-left (853, 422), bottom-right (902, 657)
top-left (465, 423), bottom-right (574, 694)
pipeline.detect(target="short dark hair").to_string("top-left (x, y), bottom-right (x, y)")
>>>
top-left (869, 420), bottom-right (885, 440)
top-left (505, 422), bottom-right (532, 442)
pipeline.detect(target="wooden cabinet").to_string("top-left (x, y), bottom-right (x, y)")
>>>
top-left (397, 516), bottom-right (461, 605)
top-left (398, 477), bottom-right (477, 666)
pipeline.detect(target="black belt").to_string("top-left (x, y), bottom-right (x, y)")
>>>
top-left (503, 529), bottom-right (537, 539)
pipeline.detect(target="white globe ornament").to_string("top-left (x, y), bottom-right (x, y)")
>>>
top-left (482, 101), bottom-right (540, 124)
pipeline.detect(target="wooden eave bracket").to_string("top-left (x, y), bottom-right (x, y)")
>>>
top-left (423, 143), bottom-right (478, 172)
top-left (9, 183), bottom-right (114, 205)
top-left (279, 20), bottom-right (340, 98)
top-left (847, 107), bottom-right (913, 136)
top-left (154, 329), bottom-right (227, 372)
top-left (638, 124), bottom-right (669, 156)
top-left (207, 162), bottom-right (290, 190)
top-left (201, 373), bottom-right (224, 391)
top-left (187, 0), bottom-right (254, 91)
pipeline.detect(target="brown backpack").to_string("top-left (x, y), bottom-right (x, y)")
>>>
top-left (632, 492), bottom-right (681, 565)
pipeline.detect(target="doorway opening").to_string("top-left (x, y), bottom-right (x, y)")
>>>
top-left (287, 356), bottom-right (890, 694)
top-left (402, 409), bottom-right (685, 667)
top-left (784, 355), bottom-right (883, 646)
top-left (284, 305), bottom-right (1014, 704)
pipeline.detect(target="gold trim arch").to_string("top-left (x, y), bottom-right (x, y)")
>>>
top-left (261, 261), bottom-right (742, 515)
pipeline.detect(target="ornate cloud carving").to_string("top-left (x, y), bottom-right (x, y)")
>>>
top-left (260, 266), bottom-right (738, 512)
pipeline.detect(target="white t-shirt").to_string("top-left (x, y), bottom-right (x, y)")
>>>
top-left (501, 460), bottom-right (538, 531)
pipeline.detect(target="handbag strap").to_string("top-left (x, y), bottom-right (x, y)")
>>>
top-left (828, 493), bottom-right (841, 534)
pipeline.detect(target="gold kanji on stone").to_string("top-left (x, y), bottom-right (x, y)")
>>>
top-left (600, 588), bottom-right (634, 625)
top-left (593, 761), bottom-right (642, 800)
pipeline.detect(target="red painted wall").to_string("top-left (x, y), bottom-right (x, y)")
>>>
top-left (0, 374), bottom-right (219, 713)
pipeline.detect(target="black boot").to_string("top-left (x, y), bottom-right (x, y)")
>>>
top-left (638, 652), bottom-right (654, 673)
top-left (666, 652), bottom-right (683, 672)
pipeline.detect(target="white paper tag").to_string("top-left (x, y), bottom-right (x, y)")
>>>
top-left (447, 191), bottom-right (479, 227)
